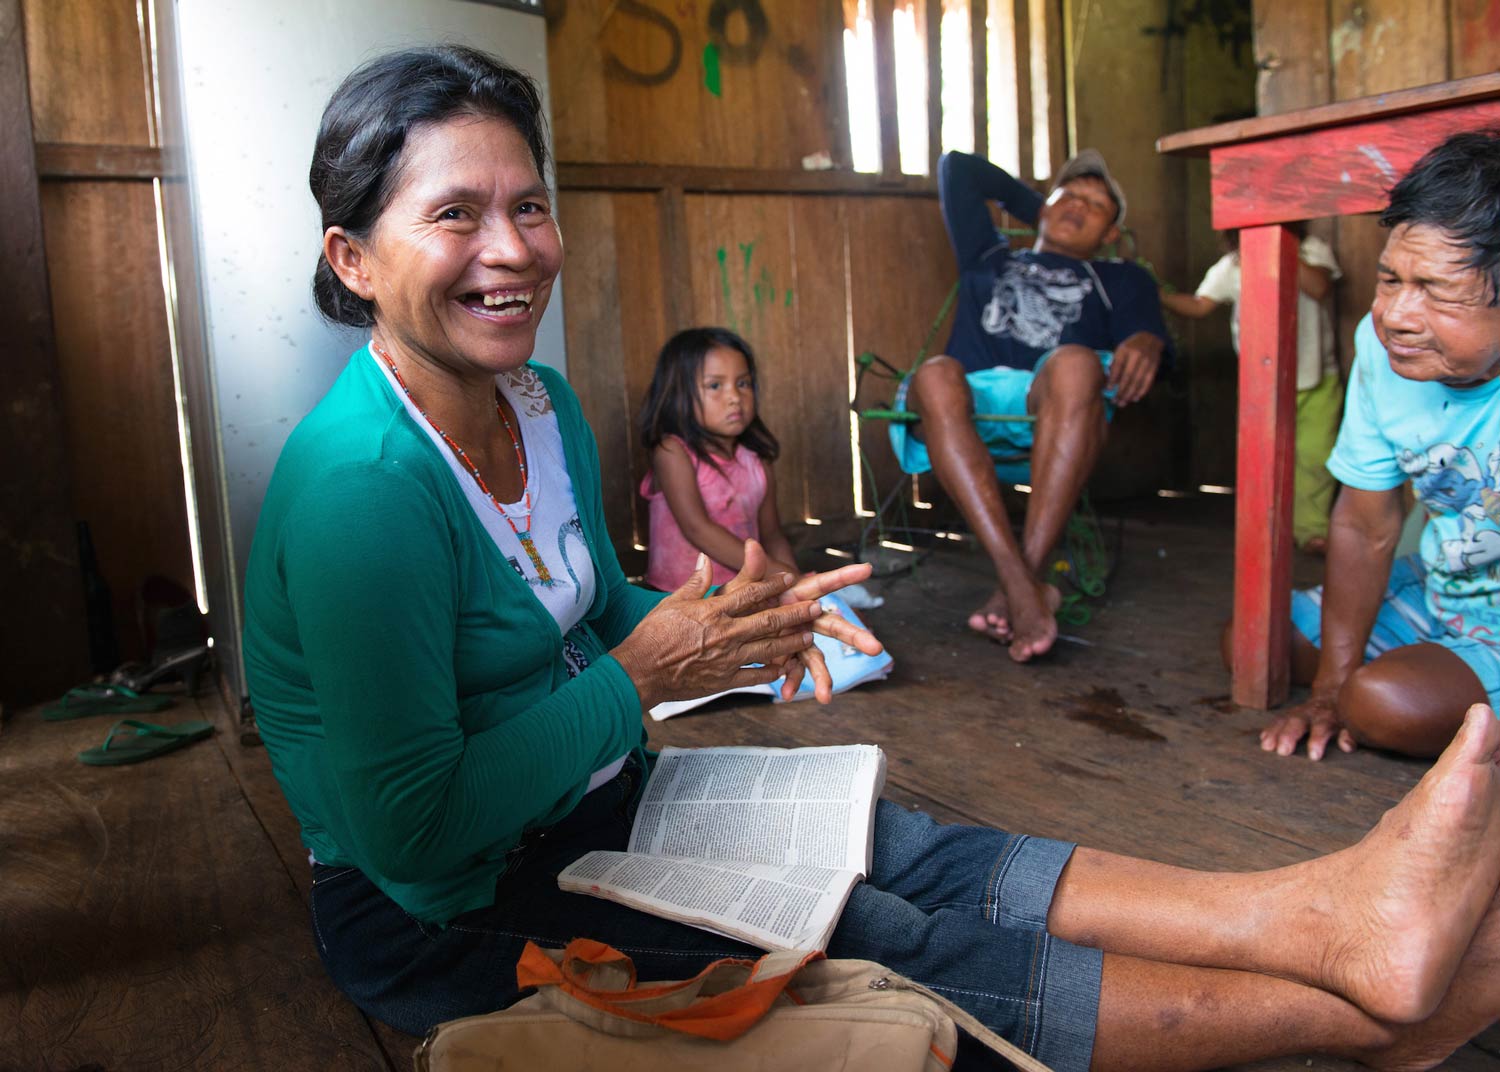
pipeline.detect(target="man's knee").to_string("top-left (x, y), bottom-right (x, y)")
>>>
top-left (1335, 647), bottom-right (1478, 755)
top-left (1031, 346), bottom-right (1106, 414)
top-left (1336, 664), bottom-right (1408, 748)
top-left (909, 354), bottom-right (971, 418)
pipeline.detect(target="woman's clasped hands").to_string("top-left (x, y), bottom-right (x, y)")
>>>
top-left (612, 540), bottom-right (884, 711)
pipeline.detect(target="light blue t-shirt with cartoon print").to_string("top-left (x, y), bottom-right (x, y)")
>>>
top-left (1329, 314), bottom-right (1500, 641)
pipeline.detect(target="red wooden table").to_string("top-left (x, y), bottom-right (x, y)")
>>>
top-left (1158, 72), bottom-right (1500, 710)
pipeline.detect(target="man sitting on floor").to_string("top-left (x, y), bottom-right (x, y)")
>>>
top-left (893, 150), bottom-right (1170, 661)
top-left (1259, 130), bottom-right (1500, 761)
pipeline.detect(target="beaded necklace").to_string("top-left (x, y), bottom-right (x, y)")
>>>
top-left (374, 343), bottom-right (554, 586)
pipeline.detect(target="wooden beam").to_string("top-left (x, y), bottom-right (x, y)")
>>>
top-left (0, 0), bottom-right (89, 702)
top-left (35, 141), bottom-right (171, 180)
top-left (1203, 98), bottom-right (1500, 229)
top-left (555, 162), bottom-right (938, 197)
top-left (1231, 224), bottom-right (1298, 710)
top-left (1158, 70), bottom-right (1500, 155)
top-left (1251, 0), bottom-right (1331, 116)
top-left (970, 0), bottom-right (988, 157)
top-left (872, 0), bottom-right (902, 177)
top-left (824, 1), bottom-right (856, 171)
top-left (655, 184), bottom-right (691, 333)
top-left (1012, 0), bottom-right (1033, 179)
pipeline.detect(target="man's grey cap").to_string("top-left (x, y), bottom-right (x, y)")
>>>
top-left (1053, 148), bottom-right (1126, 226)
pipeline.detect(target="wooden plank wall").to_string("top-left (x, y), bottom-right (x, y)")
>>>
top-left (0, 0), bottom-right (89, 705)
top-left (1069, 0), bottom-right (1256, 495)
top-left (1178, 7), bottom-right (1258, 490)
top-left (549, 0), bottom-right (1253, 553)
top-left (1253, 0), bottom-right (1500, 372)
top-left (548, 0), bottom-right (960, 556)
top-left (22, 0), bottom-right (193, 665)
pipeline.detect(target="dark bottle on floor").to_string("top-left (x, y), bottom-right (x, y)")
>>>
top-left (77, 520), bottom-right (119, 673)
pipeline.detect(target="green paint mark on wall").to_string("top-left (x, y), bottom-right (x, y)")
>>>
top-left (702, 43), bottom-right (722, 97)
top-left (785, 288), bottom-right (794, 307)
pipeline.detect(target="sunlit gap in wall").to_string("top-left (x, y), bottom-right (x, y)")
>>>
top-left (879, 539), bottom-right (917, 553)
top-left (910, 474), bottom-right (933, 509)
top-left (1013, 483), bottom-right (1032, 493)
top-left (143, 0), bottom-right (209, 618)
top-left (825, 547), bottom-right (855, 560)
top-left (893, 3), bottom-right (929, 176)
top-left (844, 1), bottom-right (880, 173)
top-left (986, 0), bottom-right (1020, 174)
top-left (841, 0), bottom-right (980, 166)
top-left (1198, 484), bottom-right (1236, 495)
top-left (1028, 0), bottom-right (1053, 179)
top-left (940, 1), bottom-right (973, 153)
top-left (803, 516), bottom-right (824, 525)
top-left (842, 188), bottom-right (872, 518)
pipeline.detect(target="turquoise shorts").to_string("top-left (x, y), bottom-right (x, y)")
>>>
top-left (888, 349), bottom-right (1116, 484)
top-left (1291, 554), bottom-right (1500, 704)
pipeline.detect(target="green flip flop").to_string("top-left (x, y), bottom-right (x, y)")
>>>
top-left (78, 718), bottom-right (214, 766)
top-left (44, 684), bottom-right (176, 721)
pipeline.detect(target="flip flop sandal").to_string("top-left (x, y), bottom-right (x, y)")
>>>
top-left (78, 718), bottom-right (214, 766)
top-left (43, 684), bottom-right (176, 721)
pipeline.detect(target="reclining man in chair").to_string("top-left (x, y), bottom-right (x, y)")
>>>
top-left (893, 149), bottom-right (1170, 661)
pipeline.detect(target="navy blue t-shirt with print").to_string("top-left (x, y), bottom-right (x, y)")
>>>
top-left (939, 151), bottom-right (1169, 374)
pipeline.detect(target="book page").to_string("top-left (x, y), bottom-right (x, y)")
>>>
top-left (559, 850), bottom-right (861, 952)
top-left (627, 745), bottom-right (886, 873)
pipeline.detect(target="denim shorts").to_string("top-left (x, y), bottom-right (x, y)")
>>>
top-left (308, 757), bottom-right (1102, 1071)
top-left (1291, 553), bottom-right (1500, 704)
top-left (888, 348), bottom-right (1117, 485)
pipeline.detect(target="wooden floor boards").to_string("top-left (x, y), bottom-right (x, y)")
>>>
top-left (3, 498), bottom-right (1497, 1070)
top-left (1, 689), bottom-right (395, 1071)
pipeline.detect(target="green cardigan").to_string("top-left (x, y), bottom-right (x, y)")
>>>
top-left (242, 347), bottom-right (663, 925)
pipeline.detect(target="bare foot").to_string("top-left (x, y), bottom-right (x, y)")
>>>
top-left (1007, 581), bottom-right (1061, 664)
top-left (1310, 704), bottom-right (1500, 1024)
top-left (968, 588), bottom-right (1012, 642)
top-left (1358, 887), bottom-right (1500, 1071)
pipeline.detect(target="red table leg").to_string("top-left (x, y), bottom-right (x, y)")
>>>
top-left (1232, 225), bottom-right (1299, 709)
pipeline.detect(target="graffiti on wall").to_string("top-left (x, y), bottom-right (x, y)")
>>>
top-left (553, 0), bottom-right (773, 91)
top-left (716, 240), bottom-right (794, 336)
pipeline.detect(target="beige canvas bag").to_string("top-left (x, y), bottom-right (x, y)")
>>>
top-left (415, 938), bottom-right (1054, 1072)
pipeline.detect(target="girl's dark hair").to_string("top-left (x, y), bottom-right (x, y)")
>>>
top-left (1381, 130), bottom-right (1500, 306)
top-left (638, 327), bottom-right (780, 464)
top-left (309, 45), bottom-right (550, 327)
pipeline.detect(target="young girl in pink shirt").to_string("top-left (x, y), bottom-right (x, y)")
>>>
top-left (638, 327), bottom-right (798, 590)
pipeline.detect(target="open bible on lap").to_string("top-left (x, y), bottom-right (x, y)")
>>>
top-left (558, 744), bottom-right (887, 952)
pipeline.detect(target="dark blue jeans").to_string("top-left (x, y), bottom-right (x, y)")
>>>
top-left (309, 759), bottom-right (1101, 1071)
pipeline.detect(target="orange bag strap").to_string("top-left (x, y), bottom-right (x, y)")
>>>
top-left (516, 939), bottom-right (824, 1041)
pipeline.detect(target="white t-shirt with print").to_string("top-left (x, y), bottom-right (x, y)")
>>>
top-left (1195, 233), bottom-right (1342, 391)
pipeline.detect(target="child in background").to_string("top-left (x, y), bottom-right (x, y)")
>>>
top-left (639, 327), bottom-right (799, 588)
top-left (1161, 227), bottom-right (1344, 553)
top-left (638, 327), bottom-right (892, 713)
